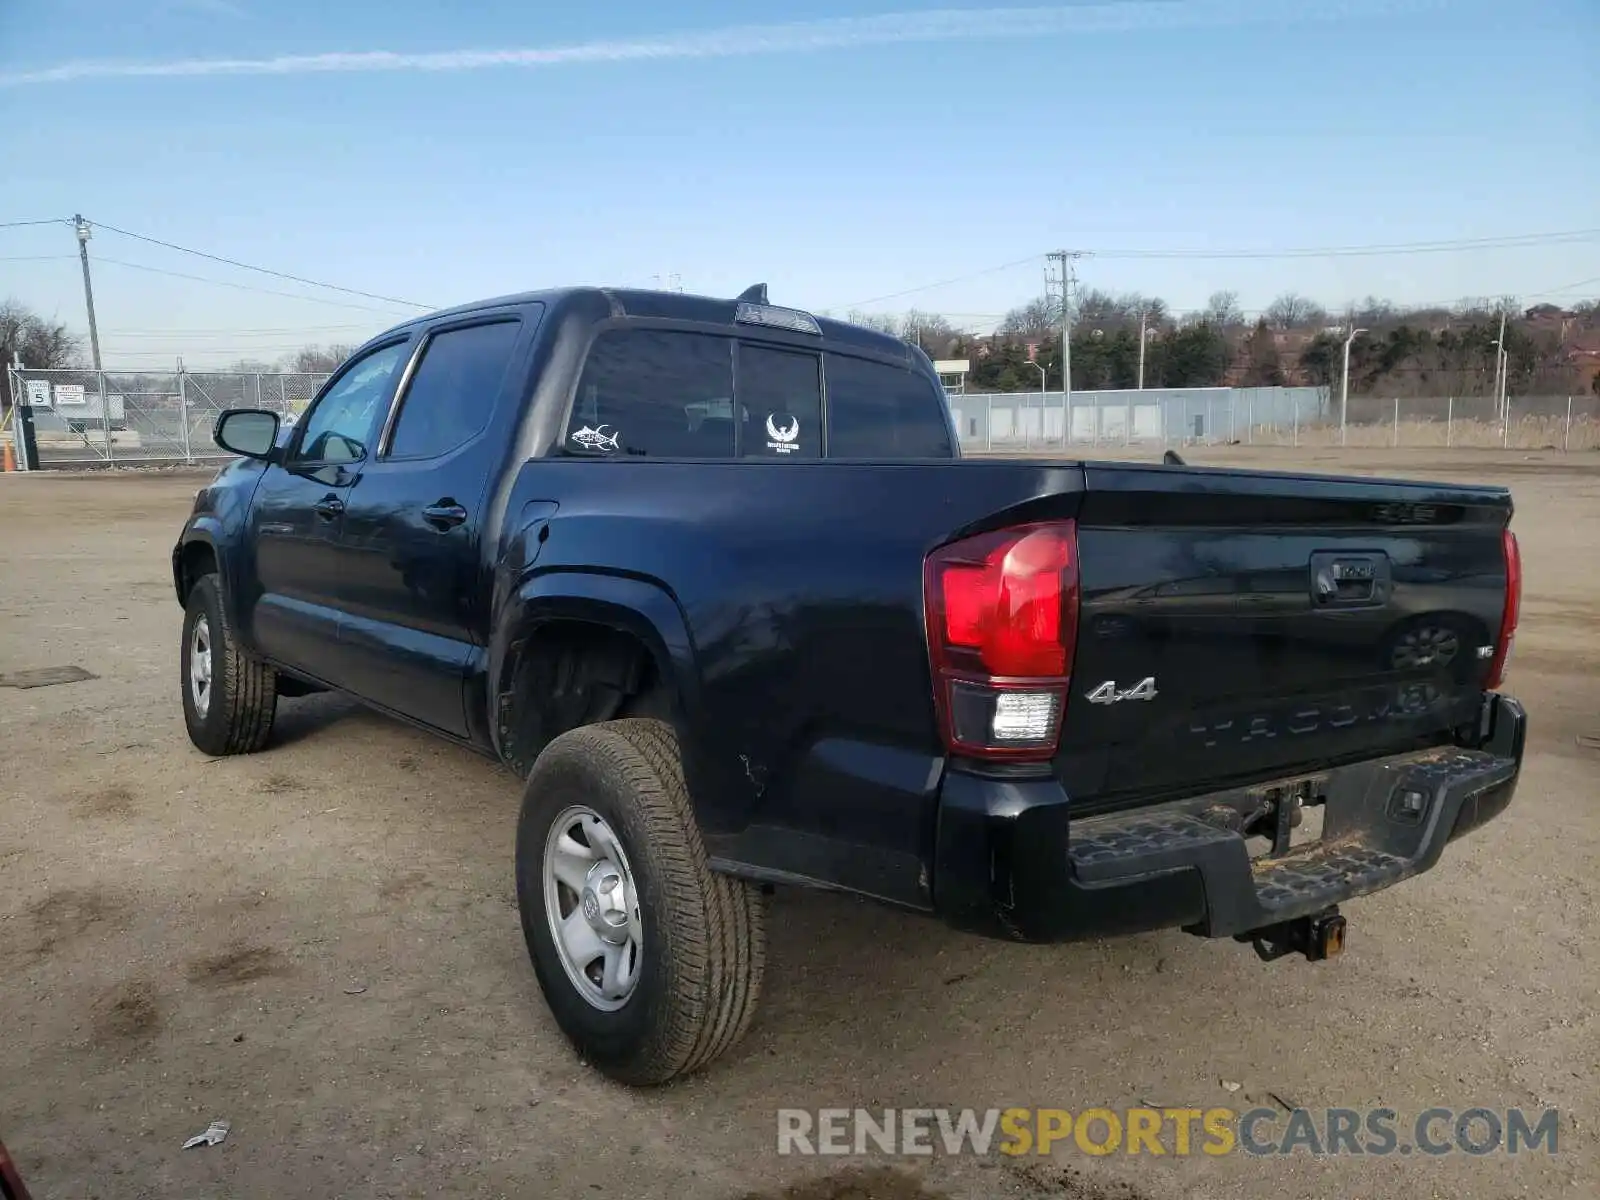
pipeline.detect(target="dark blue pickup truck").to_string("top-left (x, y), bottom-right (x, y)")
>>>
top-left (173, 284), bottom-right (1526, 1085)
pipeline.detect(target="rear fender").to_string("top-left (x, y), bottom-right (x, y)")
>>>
top-left (491, 571), bottom-right (718, 818)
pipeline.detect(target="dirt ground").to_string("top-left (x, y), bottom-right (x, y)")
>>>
top-left (1, 447), bottom-right (1595, 1200)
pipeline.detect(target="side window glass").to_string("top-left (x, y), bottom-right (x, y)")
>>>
top-left (294, 341), bottom-right (409, 465)
top-left (387, 321), bottom-right (521, 460)
top-left (738, 345), bottom-right (821, 460)
top-left (824, 353), bottom-right (953, 457)
top-left (566, 329), bottom-right (733, 457)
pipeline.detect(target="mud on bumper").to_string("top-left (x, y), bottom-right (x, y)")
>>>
top-left (932, 694), bottom-right (1526, 943)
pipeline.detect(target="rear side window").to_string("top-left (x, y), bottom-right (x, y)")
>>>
top-left (825, 353), bottom-right (953, 458)
top-left (738, 344), bottom-right (821, 460)
top-left (567, 329), bottom-right (733, 457)
top-left (387, 320), bottom-right (521, 460)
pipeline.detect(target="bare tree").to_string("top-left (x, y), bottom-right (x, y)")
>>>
top-left (900, 309), bottom-right (957, 355)
top-left (1125, 293), bottom-right (1170, 328)
top-left (282, 344), bottom-right (356, 374)
top-left (1264, 292), bottom-right (1327, 331)
top-left (844, 310), bottom-right (900, 336)
top-left (1203, 291), bottom-right (1246, 330)
top-left (1, 299), bottom-right (81, 411)
top-left (1349, 295), bottom-right (1401, 328)
top-left (999, 294), bottom-right (1062, 340)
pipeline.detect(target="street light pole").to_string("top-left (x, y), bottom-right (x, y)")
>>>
top-left (1024, 360), bottom-right (1046, 442)
top-left (1491, 310), bottom-right (1508, 421)
top-left (1341, 326), bottom-right (1367, 447)
top-left (1491, 345), bottom-right (1504, 425)
top-left (1137, 310), bottom-right (1146, 389)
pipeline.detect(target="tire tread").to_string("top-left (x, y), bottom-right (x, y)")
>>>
top-left (184, 574), bottom-right (276, 756)
top-left (518, 717), bottom-right (765, 1085)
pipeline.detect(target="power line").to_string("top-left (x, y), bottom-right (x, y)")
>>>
top-left (1541, 274), bottom-right (1600, 295)
top-left (102, 327), bottom-right (377, 341)
top-left (830, 230), bottom-right (1600, 312)
top-left (105, 323), bottom-right (377, 335)
top-left (830, 255), bottom-right (1041, 310)
top-left (93, 256), bottom-right (421, 316)
top-left (1092, 229), bottom-right (1600, 261)
top-left (0, 254), bottom-right (76, 262)
top-left (101, 347), bottom-right (349, 358)
top-left (84, 217), bottom-right (432, 308)
top-left (0, 217), bottom-right (69, 229)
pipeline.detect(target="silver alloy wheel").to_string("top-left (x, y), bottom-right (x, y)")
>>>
top-left (189, 614), bottom-right (213, 719)
top-left (543, 805), bottom-right (643, 1012)
top-left (1391, 624), bottom-right (1459, 670)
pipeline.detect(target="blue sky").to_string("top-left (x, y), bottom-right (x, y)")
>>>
top-left (1, 0), bottom-right (1596, 367)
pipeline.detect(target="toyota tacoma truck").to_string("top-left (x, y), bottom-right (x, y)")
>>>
top-left (173, 284), bottom-right (1526, 1085)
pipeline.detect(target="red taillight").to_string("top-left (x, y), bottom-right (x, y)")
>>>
top-left (924, 521), bottom-right (1079, 760)
top-left (1486, 527), bottom-right (1520, 689)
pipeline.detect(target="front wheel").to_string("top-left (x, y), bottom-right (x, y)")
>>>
top-left (180, 574), bottom-right (277, 756)
top-left (515, 719), bottom-right (766, 1085)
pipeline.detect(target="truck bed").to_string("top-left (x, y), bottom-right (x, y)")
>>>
top-left (499, 454), bottom-right (1514, 910)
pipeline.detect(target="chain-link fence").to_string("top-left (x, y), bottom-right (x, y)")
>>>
top-left (1293, 393), bottom-right (1600, 450)
top-left (4, 367), bottom-right (330, 468)
top-left (951, 387), bottom-right (1600, 453)
top-left (5, 367), bottom-right (1597, 467)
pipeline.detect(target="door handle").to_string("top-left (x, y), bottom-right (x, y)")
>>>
top-left (313, 495), bottom-right (345, 520)
top-left (422, 501), bottom-right (468, 530)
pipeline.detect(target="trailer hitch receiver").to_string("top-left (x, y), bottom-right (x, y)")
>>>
top-left (1238, 907), bottom-right (1346, 963)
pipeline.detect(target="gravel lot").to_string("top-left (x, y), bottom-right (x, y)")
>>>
top-left (1, 447), bottom-right (1595, 1199)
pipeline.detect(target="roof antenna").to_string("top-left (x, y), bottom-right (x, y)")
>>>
top-left (736, 283), bottom-right (768, 304)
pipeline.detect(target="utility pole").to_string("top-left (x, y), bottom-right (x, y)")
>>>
top-left (73, 215), bottom-right (103, 373)
top-left (1047, 249), bottom-right (1088, 445)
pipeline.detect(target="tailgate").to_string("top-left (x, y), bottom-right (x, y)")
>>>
top-left (1057, 463), bottom-right (1513, 814)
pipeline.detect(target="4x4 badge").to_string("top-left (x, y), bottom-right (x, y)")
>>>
top-left (1085, 677), bottom-right (1158, 705)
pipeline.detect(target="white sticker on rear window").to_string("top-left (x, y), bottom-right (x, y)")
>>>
top-left (570, 424), bottom-right (620, 452)
top-left (765, 413), bottom-right (800, 454)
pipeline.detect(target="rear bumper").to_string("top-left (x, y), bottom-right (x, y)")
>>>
top-left (932, 693), bottom-right (1526, 942)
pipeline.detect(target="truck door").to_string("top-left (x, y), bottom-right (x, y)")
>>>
top-left (247, 339), bottom-right (411, 681)
top-left (331, 313), bottom-right (533, 737)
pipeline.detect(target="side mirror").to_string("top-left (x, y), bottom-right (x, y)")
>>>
top-left (214, 409), bottom-right (281, 460)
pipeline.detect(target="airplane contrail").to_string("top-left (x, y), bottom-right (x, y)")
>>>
top-left (0, 1), bottom-right (1448, 87)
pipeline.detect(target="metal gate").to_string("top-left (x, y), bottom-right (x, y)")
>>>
top-left (4, 367), bottom-right (329, 469)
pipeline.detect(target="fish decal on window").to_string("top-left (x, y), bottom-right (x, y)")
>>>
top-left (570, 425), bottom-right (621, 451)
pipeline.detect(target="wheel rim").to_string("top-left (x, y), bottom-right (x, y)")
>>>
top-left (1392, 625), bottom-right (1459, 670)
top-left (543, 806), bottom-right (643, 1012)
top-left (189, 614), bottom-right (213, 719)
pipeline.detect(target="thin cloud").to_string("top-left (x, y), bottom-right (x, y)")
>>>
top-left (1, 1), bottom-right (1446, 87)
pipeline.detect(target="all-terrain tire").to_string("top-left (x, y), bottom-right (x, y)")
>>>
top-left (515, 718), bottom-right (766, 1085)
top-left (180, 574), bottom-right (277, 756)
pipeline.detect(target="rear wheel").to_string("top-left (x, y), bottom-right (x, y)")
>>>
top-left (515, 718), bottom-right (765, 1085)
top-left (180, 574), bottom-right (277, 756)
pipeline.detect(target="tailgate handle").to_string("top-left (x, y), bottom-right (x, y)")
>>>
top-left (1310, 551), bottom-right (1389, 608)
